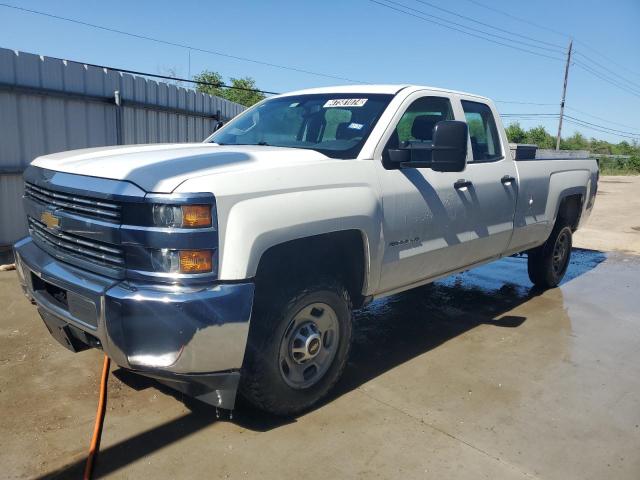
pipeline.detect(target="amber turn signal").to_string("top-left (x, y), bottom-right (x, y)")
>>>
top-left (181, 205), bottom-right (212, 228)
top-left (179, 250), bottom-right (213, 273)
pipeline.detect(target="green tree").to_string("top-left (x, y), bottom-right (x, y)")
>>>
top-left (505, 122), bottom-right (527, 143)
top-left (611, 141), bottom-right (639, 156)
top-left (224, 77), bottom-right (266, 107)
top-left (193, 70), bottom-right (225, 98)
top-left (560, 132), bottom-right (589, 150)
top-left (589, 138), bottom-right (612, 155)
top-left (193, 70), bottom-right (265, 107)
top-left (525, 125), bottom-right (555, 149)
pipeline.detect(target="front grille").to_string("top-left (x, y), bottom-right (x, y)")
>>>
top-left (25, 182), bottom-right (121, 222)
top-left (28, 217), bottom-right (124, 269)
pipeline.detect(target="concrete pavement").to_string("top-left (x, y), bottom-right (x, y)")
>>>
top-left (1, 248), bottom-right (639, 479)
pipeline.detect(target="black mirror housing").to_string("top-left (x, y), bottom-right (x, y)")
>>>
top-left (431, 120), bottom-right (468, 172)
top-left (388, 148), bottom-right (410, 165)
top-left (386, 120), bottom-right (468, 172)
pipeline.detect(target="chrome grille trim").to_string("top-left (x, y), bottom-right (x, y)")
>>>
top-left (28, 217), bottom-right (124, 268)
top-left (25, 182), bottom-right (121, 221)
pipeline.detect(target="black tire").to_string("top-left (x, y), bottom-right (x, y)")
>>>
top-left (240, 278), bottom-right (352, 416)
top-left (527, 223), bottom-right (573, 289)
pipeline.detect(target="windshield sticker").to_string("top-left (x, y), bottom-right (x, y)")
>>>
top-left (289, 102), bottom-right (300, 107)
top-left (323, 98), bottom-right (368, 108)
top-left (348, 123), bottom-right (364, 130)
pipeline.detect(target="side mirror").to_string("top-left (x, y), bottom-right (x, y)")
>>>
top-left (388, 148), bottom-right (410, 164)
top-left (430, 120), bottom-right (468, 172)
top-left (387, 120), bottom-right (468, 172)
top-left (212, 120), bottom-right (224, 132)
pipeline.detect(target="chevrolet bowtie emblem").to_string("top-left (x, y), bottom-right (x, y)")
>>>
top-left (41, 211), bottom-right (60, 229)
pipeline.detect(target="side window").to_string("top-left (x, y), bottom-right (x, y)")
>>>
top-left (395, 96), bottom-right (454, 146)
top-left (383, 96), bottom-right (453, 167)
top-left (461, 100), bottom-right (503, 162)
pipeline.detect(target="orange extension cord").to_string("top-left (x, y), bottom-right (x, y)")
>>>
top-left (83, 354), bottom-right (111, 480)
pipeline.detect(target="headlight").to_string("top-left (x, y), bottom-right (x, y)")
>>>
top-left (150, 249), bottom-right (213, 274)
top-left (152, 204), bottom-right (212, 228)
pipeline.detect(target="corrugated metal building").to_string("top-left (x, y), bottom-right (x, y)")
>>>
top-left (0, 47), bottom-right (246, 249)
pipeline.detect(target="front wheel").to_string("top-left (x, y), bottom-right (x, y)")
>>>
top-left (527, 224), bottom-right (572, 289)
top-left (240, 278), bottom-right (352, 416)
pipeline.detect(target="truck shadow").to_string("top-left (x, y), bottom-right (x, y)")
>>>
top-left (36, 249), bottom-right (605, 479)
top-left (243, 248), bottom-right (606, 424)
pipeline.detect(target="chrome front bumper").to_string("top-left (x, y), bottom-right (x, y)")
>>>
top-left (14, 236), bottom-right (254, 409)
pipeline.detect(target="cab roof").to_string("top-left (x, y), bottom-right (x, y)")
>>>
top-left (277, 84), bottom-right (491, 102)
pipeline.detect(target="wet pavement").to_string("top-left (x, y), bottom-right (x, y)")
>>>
top-left (1, 249), bottom-right (639, 479)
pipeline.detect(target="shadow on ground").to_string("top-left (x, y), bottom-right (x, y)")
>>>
top-left (39, 249), bottom-right (606, 479)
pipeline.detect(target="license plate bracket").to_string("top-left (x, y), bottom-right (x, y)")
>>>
top-left (38, 308), bottom-right (93, 352)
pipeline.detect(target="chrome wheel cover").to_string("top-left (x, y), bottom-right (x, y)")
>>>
top-left (552, 229), bottom-right (570, 275)
top-left (278, 302), bottom-right (340, 389)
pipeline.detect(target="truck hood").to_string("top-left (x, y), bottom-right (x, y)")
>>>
top-left (31, 143), bottom-right (330, 192)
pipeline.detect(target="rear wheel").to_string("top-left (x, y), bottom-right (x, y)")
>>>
top-left (240, 278), bottom-right (352, 416)
top-left (527, 223), bottom-right (572, 288)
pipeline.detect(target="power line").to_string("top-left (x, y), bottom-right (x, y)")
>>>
top-left (574, 51), bottom-right (640, 92)
top-left (502, 112), bottom-right (639, 137)
top-left (458, 1), bottom-right (640, 103)
top-left (0, 2), bottom-right (366, 85)
top-left (500, 112), bottom-right (640, 140)
top-left (563, 115), bottom-right (640, 137)
top-left (573, 59), bottom-right (640, 99)
top-left (500, 113), bottom-right (559, 116)
top-left (563, 118), bottom-right (640, 140)
top-left (412, 0), bottom-right (564, 50)
top-left (497, 101), bottom-right (639, 133)
top-left (460, 0), bottom-right (640, 81)
top-left (573, 39), bottom-right (640, 79)
top-left (495, 100), bottom-right (556, 106)
top-left (368, 0), bottom-right (565, 61)
top-left (502, 114), bottom-right (640, 140)
top-left (502, 118), bottom-right (640, 141)
top-left (564, 106), bottom-right (640, 132)
top-left (375, 0), bottom-right (564, 56)
top-left (461, 0), bottom-right (570, 39)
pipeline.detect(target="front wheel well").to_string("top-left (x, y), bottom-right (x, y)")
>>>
top-left (254, 230), bottom-right (367, 308)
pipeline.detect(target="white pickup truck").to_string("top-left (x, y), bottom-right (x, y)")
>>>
top-left (14, 85), bottom-right (598, 415)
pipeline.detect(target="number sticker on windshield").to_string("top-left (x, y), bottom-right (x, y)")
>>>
top-left (323, 98), bottom-right (368, 108)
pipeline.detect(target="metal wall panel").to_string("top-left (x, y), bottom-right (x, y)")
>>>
top-left (0, 175), bottom-right (27, 245)
top-left (0, 47), bottom-right (246, 246)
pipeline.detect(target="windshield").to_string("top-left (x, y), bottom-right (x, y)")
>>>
top-left (207, 93), bottom-right (394, 158)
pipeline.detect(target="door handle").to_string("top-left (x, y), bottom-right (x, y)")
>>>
top-left (501, 175), bottom-right (516, 185)
top-left (454, 179), bottom-right (472, 189)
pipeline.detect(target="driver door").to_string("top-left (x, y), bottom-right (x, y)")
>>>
top-left (376, 94), bottom-right (475, 293)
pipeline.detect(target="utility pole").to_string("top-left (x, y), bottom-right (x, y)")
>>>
top-left (556, 39), bottom-right (573, 150)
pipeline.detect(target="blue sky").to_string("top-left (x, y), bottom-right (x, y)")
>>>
top-left (1, 0), bottom-right (639, 143)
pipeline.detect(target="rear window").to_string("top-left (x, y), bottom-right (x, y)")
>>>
top-left (461, 100), bottom-right (503, 162)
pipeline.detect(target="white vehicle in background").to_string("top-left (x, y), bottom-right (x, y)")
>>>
top-left (14, 85), bottom-right (598, 415)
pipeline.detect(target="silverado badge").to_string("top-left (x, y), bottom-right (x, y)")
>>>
top-left (41, 211), bottom-right (60, 229)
